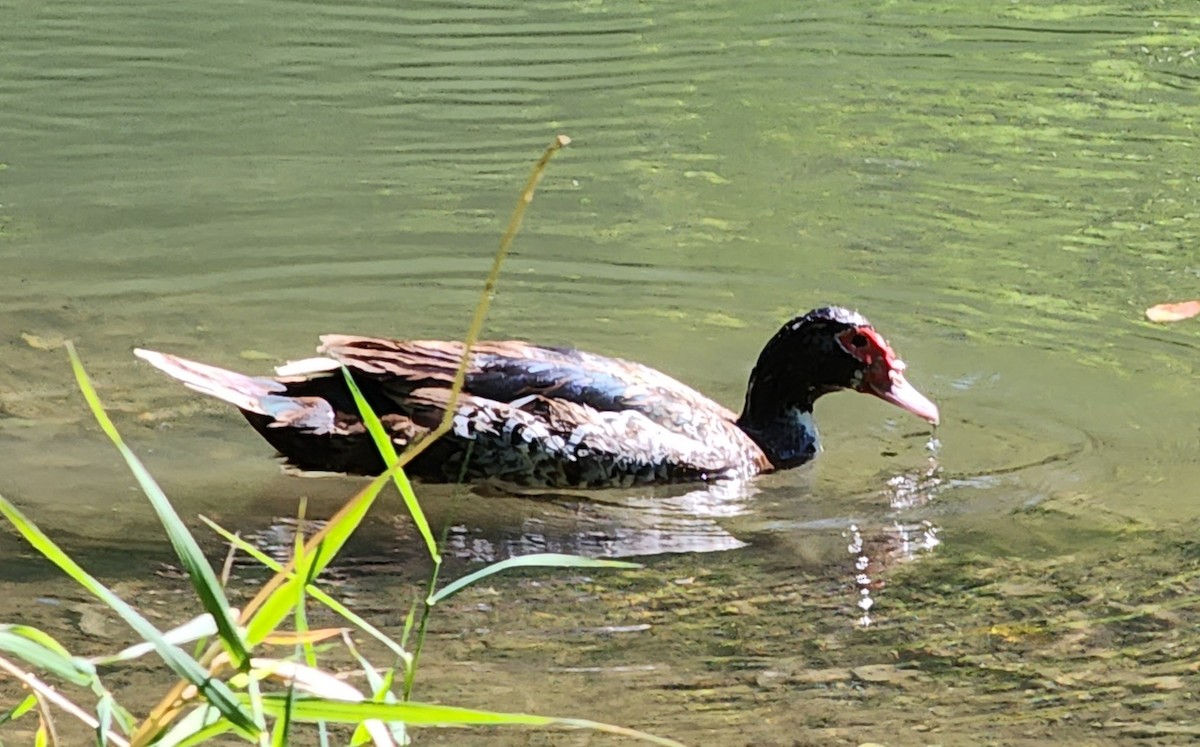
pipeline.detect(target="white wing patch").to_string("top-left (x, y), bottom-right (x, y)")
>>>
top-left (275, 357), bottom-right (341, 376)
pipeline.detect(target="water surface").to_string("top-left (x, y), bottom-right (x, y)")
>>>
top-left (3, 0), bottom-right (1200, 744)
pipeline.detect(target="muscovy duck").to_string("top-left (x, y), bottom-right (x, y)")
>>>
top-left (134, 306), bottom-right (938, 488)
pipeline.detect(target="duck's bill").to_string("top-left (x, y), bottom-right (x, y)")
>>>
top-left (869, 371), bottom-right (940, 425)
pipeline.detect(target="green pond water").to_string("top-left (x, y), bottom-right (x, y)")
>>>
top-left (3, 0), bottom-right (1200, 744)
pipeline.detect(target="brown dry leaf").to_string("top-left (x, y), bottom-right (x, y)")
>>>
top-left (20, 332), bottom-right (65, 350)
top-left (263, 628), bottom-right (348, 646)
top-left (1146, 301), bottom-right (1200, 323)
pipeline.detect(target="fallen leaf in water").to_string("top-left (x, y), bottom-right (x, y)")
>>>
top-left (20, 332), bottom-right (65, 350)
top-left (1146, 301), bottom-right (1200, 323)
top-left (239, 349), bottom-right (275, 361)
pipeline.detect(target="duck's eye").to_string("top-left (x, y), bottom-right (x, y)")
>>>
top-left (851, 334), bottom-right (868, 348)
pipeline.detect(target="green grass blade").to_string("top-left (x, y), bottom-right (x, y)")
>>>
top-left (343, 636), bottom-right (405, 747)
top-left (0, 625), bottom-right (95, 687)
top-left (0, 494), bottom-right (259, 738)
top-left (0, 625), bottom-right (80, 664)
top-left (171, 721), bottom-right (234, 747)
top-left (291, 516), bottom-right (319, 683)
top-left (65, 343), bottom-right (250, 672)
top-left (242, 472), bottom-right (390, 646)
top-left (340, 368), bottom-right (440, 564)
top-left (252, 697), bottom-right (685, 747)
top-left (399, 602), bottom-right (416, 651)
top-left (154, 706), bottom-right (229, 747)
top-left (430, 554), bottom-right (641, 605)
top-left (277, 505), bottom-right (323, 747)
top-left (93, 692), bottom-right (135, 740)
top-left (95, 693), bottom-right (115, 747)
top-left (274, 698), bottom-right (559, 726)
top-left (0, 693), bottom-right (37, 726)
top-left (200, 516), bottom-right (410, 664)
top-left (268, 684), bottom-right (295, 747)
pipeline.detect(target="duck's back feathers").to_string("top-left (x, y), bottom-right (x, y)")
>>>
top-left (320, 336), bottom-right (743, 443)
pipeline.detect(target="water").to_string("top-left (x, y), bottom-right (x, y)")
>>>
top-left (3, 0), bottom-right (1200, 743)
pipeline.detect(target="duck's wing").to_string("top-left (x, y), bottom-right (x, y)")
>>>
top-left (317, 336), bottom-right (742, 441)
top-left (400, 387), bottom-right (767, 485)
top-left (316, 337), bottom-right (769, 483)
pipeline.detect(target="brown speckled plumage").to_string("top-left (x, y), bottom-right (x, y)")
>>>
top-left (135, 307), bottom-right (939, 488)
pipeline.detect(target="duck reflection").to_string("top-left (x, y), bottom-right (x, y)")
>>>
top-left (239, 437), bottom-right (945, 625)
top-left (443, 477), bottom-right (761, 560)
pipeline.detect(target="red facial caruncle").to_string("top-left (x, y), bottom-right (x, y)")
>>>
top-left (836, 326), bottom-right (939, 425)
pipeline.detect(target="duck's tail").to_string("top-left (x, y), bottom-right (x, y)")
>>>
top-left (134, 349), bottom-right (286, 416)
top-left (135, 348), bottom-right (339, 435)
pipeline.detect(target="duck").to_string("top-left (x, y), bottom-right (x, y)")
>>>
top-left (134, 306), bottom-right (938, 488)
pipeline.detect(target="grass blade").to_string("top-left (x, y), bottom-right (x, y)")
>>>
top-left (252, 697), bottom-right (686, 747)
top-left (431, 554), bottom-right (641, 605)
top-left (242, 472), bottom-right (389, 645)
top-left (343, 633), bottom-right (406, 747)
top-left (438, 135), bottom-right (571, 429)
top-left (380, 134), bottom-right (571, 470)
top-left (142, 465), bottom-right (401, 738)
top-left (34, 701), bottom-right (52, 747)
top-left (340, 135), bottom-right (572, 595)
top-left (0, 693), bottom-right (37, 726)
top-left (236, 659), bottom-right (395, 746)
top-left (0, 494), bottom-right (258, 739)
top-left (341, 369), bottom-right (439, 564)
top-left (268, 684), bottom-right (295, 747)
top-left (65, 343), bottom-right (250, 673)
top-left (0, 625), bottom-right (96, 687)
top-left (153, 706), bottom-right (228, 747)
top-left (95, 693), bottom-right (115, 747)
top-left (141, 472), bottom-right (395, 741)
top-left (91, 612), bottom-right (227, 666)
top-left (169, 721), bottom-right (233, 747)
top-left (200, 515), bottom-right (410, 663)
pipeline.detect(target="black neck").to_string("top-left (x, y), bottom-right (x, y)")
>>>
top-left (733, 314), bottom-right (862, 468)
top-left (737, 405), bottom-right (819, 469)
top-left (736, 359), bottom-right (825, 468)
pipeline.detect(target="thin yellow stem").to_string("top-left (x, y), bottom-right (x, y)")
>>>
top-left (402, 133), bottom-right (571, 465)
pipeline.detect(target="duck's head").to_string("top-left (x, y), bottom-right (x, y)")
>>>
top-left (739, 306), bottom-right (939, 429)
